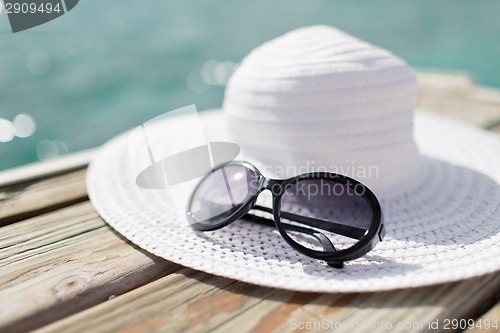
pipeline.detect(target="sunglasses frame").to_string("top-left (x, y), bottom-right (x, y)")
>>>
top-left (187, 161), bottom-right (385, 267)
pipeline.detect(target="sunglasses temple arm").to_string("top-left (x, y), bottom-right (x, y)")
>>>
top-left (252, 205), bottom-right (366, 240)
top-left (241, 213), bottom-right (337, 252)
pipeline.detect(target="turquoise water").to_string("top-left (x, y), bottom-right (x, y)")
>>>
top-left (1, 0), bottom-right (500, 171)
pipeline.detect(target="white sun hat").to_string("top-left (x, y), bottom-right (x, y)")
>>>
top-left (87, 25), bottom-right (500, 292)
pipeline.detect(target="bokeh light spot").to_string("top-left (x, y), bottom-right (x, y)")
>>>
top-left (13, 113), bottom-right (36, 138)
top-left (0, 119), bottom-right (15, 143)
top-left (201, 60), bottom-right (237, 86)
top-left (37, 140), bottom-right (68, 161)
top-left (186, 68), bottom-right (210, 94)
top-left (27, 49), bottom-right (52, 75)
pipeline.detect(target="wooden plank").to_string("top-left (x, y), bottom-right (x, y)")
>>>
top-left (34, 269), bottom-right (277, 333)
top-left (490, 124), bottom-right (500, 135)
top-left (0, 168), bottom-right (89, 226)
top-left (0, 201), bottom-right (99, 264)
top-left (35, 270), bottom-right (278, 333)
top-left (0, 202), bottom-right (178, 333)
top-left (416, 72), bottom-right (500, 128)
top-left (213, 274), bottom-right (500, 333)
top-left (0, 149), bottom-right (94, 188)
top-left (464, 302), bottom-right (500, 333)
top-left (33, 272), bottom-right (499, 333)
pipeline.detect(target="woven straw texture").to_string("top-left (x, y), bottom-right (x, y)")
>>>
top-left (87, 109), bottom-right (500, 292)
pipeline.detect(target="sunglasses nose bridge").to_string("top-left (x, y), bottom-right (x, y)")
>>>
top-left (260, 177), bottom-right (288, 197)
top-left (260, 176), bottom-right (272, 190)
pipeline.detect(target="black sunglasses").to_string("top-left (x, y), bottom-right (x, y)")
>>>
top-left (187, 161), bottom-right (385, 268)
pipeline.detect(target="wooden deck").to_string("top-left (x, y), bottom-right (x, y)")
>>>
top-left (0, 72), bottom-right (499, 333)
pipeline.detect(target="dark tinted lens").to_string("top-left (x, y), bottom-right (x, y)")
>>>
top-left (279, 178), bottom-right (372, 252)
top-left (188, 164), bottom-right (259, 227)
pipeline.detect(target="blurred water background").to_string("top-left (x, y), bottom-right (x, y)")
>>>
top-left (1, 0), bottom-right (499, 171)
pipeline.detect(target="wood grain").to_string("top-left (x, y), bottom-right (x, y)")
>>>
top-left (0, 168), bottom-right (89, 226)
top-left (35, 269), bottom-right (274, 333)
top-left (464, 302), bottom-right (500, 333)
top-left (34, 272), bottom-right (500, 333)
top-left (0, 202), bottom-right (178, 333)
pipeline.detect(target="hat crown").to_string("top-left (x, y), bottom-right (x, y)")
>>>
top-left (224, 25), bottom-right (422, 196)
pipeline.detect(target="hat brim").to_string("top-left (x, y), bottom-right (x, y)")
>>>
top-left (87, 109), bottom-right (500, 292)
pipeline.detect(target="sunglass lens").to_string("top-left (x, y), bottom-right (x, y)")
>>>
top-left (279, 178), bottom-right (372, 253)
top-left (188, 164), bottom-right (259, 228)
